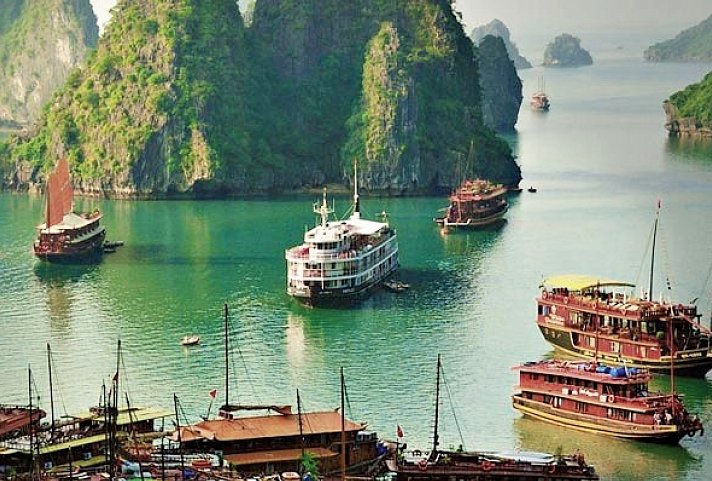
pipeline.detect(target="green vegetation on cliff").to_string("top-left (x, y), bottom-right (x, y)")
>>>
top-left (5, 0), bottom-right (520, 196)
top-left (8, 0), bottom-right (252, 194)
top-left (668, 70), bottom-right (712, 128)
top-left (645, 15), bottom-right (712, 63)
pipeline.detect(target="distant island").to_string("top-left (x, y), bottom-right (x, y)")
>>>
top-left (543, 34), bottom-right (592, 67)
top-left (644, 14), bottom-right (712, 62)
top-left (663, 71), bottom-right (712, 137)
top-left (471, 19), bottom-right (532, 70)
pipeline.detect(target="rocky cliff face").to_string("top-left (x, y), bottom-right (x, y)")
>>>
top-left (663, 71), bottom-right (712, 137)
top-left (6, 0), bottom-right (251, 197)
top-left (645, 14), bottom-right (712, 63)
top-left (478, 35), bottom-right (522, 132)
top-left (471, 19), bottom-right (531, 70)
top-left (0, 0), bottom-right (98, 127)
top-left (543, 34), bottom-right (592, 67)
top-left (4, 0), bottom-right (521, 196)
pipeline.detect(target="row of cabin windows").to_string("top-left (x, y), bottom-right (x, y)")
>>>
top-left (541, 395), bottom-right (636, 421)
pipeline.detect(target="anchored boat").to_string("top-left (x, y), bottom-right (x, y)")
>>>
top-left (33, 159), bottom-right (105, 263)
top-left (285, 166), bottom-right (399, 306)
top-left (435, 179), bottom-right (508, 229)
top-left (387, 355), bottom-right (599, 481)
top-left (512, 360), bottom-right (703, 443)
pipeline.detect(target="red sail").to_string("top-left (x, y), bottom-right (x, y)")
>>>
top-left (45, 159), bottom-right (74, 228)
top-left (56, 158), bottom-right (74, 216)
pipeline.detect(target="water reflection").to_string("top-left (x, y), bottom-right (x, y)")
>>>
top-left (666, 136), bottom-right (712, 165)
top-left (513, 417), bottom-right (701, 481)
top-left (33, 263), bottom-right (98, 330)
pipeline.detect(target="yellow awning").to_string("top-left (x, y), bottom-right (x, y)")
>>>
top-left (542, 275), bottom-right (635, 292)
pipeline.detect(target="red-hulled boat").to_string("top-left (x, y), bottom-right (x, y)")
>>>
top-left (0, 405), bottom-right (45, 440)
top-left (435, 179), bottom-right (508, 229)
top-left (388, 356), bottom-right (599, 481)
top-left (536, 275), bottom-right (712, 377)
top-left (512, 360), bottom-right (703, 443)
top-left (33, 159), bottom-right (105, 263)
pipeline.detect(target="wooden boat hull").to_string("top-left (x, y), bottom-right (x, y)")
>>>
top-left (537, 323), bottom-right (712, 377)
top-left (436, 205), bottom-right (508, 229)
top-left (34, 230), bottom-right (106, 264)
top-left (512, 395), bottom-right (686, 444)
top-left (387, 455), bottom-right (598, 480)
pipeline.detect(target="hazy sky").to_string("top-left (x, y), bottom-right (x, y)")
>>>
top-left (91, 0), bottom-right (711, 56)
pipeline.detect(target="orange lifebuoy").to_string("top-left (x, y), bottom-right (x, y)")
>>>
top-left (481, 460), bottom-right (493, 472)
top-left (608, 395), bottom-right (615, 403)
top-left (417, 459), bottom-right (428, 471)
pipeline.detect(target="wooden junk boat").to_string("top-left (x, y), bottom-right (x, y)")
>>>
top-left (435, 179), bottom-right (508, 229)
top-left (536, 275), bottom-right (712, 377)
top-left (285, 164), bottom-right (399, 306)
top-left (387, 355), bottom-right (599, 481)
top-left (33, 159), bottom-right (105, 262)
top-left (512, 360), bottom-right (704, 443)
top-left (530, 77), bottom-right (550, 111)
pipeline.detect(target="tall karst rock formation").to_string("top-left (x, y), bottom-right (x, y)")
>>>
top-left (0, 0), bottom-right (98, 128)
top-left (5, 0), bottom-right (521, 196)
top-left (7, 0), bottom-right (252, 196)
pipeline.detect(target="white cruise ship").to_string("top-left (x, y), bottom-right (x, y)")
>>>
top-left (285, 178), bottom-right (399, 306)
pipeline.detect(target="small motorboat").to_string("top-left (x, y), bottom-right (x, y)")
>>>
top-left (181, 335), bottom-right (200, 346)
top-left (383, 280), bottom-right (410, 292)
top-left (527, 186), bottom-right (537, 193)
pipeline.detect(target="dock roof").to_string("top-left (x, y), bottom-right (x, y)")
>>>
top-left (179, 410), bottom-right (365, 443)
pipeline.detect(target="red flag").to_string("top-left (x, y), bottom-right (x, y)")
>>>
top-left (397, 425), bottom-right (404, 438)
top-left (209, 389), bottom-right (217, 399)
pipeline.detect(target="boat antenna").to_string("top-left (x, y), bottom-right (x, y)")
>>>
top-left (353, 159), bottom-right (361, 220)
top-left (432, 354), bottom-right (441, 458)
top-left (649, 200), bottom-right (661, 301)
top-left (340, 367), bottom-right (346, 481)
top-left (46, 343), bottom-right (55, 439)
top-left (314, 188), bottom-right (334, 228)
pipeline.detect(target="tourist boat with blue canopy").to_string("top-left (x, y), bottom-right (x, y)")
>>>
top-left (285, 164), bottom-right (399, 306)
top-left (512, 360), bottom-right (703, 443)
top-left (536, 274), bottom-right (712, 377)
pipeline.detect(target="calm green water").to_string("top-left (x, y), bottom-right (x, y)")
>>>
top-left (2, 58), bottom-right (712, 481)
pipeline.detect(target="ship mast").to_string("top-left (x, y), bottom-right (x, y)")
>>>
top-left (432, 354), bottom-right (441, 458)
top-left (352, 159), bottom-right (361, 220)
top-left (314, 188), bottom-right (334, 228)
top-left (46, 343), bottom-right (55, 439)
top-left (649, 202), bottom-right (660, 301)
top-left (340, 367), bottom-right (346, 481)
top-left (224, 303), bottom-right (229, 410)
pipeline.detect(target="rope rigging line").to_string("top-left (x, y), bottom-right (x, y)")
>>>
top-left (48, 349), bottom-right (69, 418)
top-left (632, 215), bottom-right (657, 294)
top-left (440, 365), bottom-right (466, 450)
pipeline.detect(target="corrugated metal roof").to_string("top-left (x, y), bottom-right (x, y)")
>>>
top-left (180, 411), bottom-right (365, 443)
top-left (542, 275), bottom-right (635, 292)
top-left (224, 447), bottom-right (337, 466)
